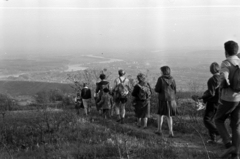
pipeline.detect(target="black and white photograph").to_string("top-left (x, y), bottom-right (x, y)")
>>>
top-left (1, 0), bottom-right (240, 158)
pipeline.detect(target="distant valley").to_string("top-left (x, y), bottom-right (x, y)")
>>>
top-left (0, 49), bottom-right (226, 95)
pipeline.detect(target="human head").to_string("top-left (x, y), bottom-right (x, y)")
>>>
top-left (137, 73), bottom-right (146, 83)
top-left (77, 93), bottom-right (80, 96)
top-left (118, 69), bottom-right (125, 77)
top-left (224, 41), bottom-right (239, 56)
top-left (99, 74), bottom-right (106, 80)
top-left (210, 62), bottom-right (220, 74)
top-left (160, 66), bottom-right (171, 76)
top-left (83, 83), bottom-right (88, 87)
top-left (103, 87), bottom-right (109, 93)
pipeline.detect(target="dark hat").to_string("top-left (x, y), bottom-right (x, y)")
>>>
top-left (118, 69), bottom-right (125, 76)
top-left (99, 74), bottom-right (106, 80)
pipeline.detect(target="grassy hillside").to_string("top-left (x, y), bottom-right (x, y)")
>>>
top-left (0, 97), bottom-right (228, 159)
top-left (0, 81), bottom-right (74, 96)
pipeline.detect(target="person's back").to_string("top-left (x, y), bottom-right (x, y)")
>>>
top-left (112, 69), bottom-right (130, 123)
top-left (215, 41), bottom-right (240, 158)
top-left (220, 55), bottom-right (240, 102)
top-left (99, 92), bottom-right (113, 110)
top-left (81, 87), bottom-right (91, 100)
top-left (155, 75), bottom-right (176, 101)
top-left (95, 74), bottom-right (109, 112)
top-left (97, 88), bottom-right (113, 118)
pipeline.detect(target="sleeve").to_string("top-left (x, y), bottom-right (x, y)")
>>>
top-left (131, 85), bottom-right (139, 97)
top-left (126, 78), bottom-right (132, 92)
top-left (147, 83), bottom-right (152, 96)
top-left (201, 78), bottom-right (215, 102)
top-left (155, 77), bottom-right (162, 93)
top-left (95, 82), bottom-right (100, 93)
top-left (110, 96), bottom-right (113, 107)
top-left (112, 79), bottom-right (117, 91)
top-left (172, 79), bottom-right (177, 94)
top-left (89, 89), bottom-right (92, 98)
top-left (81, 89), bottom-right (84, 98)
top-left (220, 60), bottom-right (230, 86)
top-left (97, 95), bottom-right (104, 106)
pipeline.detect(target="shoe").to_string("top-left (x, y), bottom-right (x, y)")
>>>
top-left (143, 126), bottom-right (147, 129)
top-left (225, 142), bottom-right (233, 149)
top-left (155, 131), bottom-right (162, 136)
top-left (220, 146), bottom-right (236, 158)
top-left (169, 134), bottom-right (174, 138)
top-left (116, 119), bottom-right (121, 122)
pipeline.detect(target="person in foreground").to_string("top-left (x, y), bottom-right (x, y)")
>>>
top-left (155, 66), bottom-right (177, 137)
top-left (132, 73), bottom-right (152, 129)
top-left (215, 41), bottom-right (240, 159)
top-left (198, 62), bottom-right (221, 143)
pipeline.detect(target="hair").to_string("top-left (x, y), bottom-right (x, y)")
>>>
top-left (103, 87), bottom-right (109, 93)
top-left (210, 62), bottom-right (220, 74)
top-left (118, 69), bottom-right (125, 76)
top-left (83, 83), bottom-right (88, 87)
top-left (137, 73), bottom-right (146, 83)
top-left (224, 41), bottom-right (239, 56)
top-left (160, 66), bottom-right (171, 76)
top-left (99, 74), bottom-right (106, 80)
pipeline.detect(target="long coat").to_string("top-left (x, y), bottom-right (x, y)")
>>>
top-left (155, 75), bottom-right (176, 101)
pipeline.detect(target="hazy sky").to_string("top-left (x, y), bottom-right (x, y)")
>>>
top-left (1, 0), bottom-right (240, 56)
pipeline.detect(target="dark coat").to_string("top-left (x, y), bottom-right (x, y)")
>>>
top-left (81, 87), bottom-right (91, 99)
top-left (155, 75), bottom-right (176, 101)
top-left (201, 74), bottom-right (221, 103)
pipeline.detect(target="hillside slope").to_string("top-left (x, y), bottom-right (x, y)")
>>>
top-left (0, 80), bottom-right (74, 96)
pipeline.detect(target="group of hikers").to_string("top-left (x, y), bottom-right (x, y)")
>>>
top-left (75, 40), bottom-right (240, 159)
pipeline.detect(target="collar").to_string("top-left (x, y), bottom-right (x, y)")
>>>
top-left (227, 55), bottom-right (239, 60)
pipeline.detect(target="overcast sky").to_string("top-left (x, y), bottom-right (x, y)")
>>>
top-left (1, 0), bottom-right (240, 56)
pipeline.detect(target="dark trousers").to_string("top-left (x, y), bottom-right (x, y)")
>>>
top-left (215, 100), bottom-right (240, 157)
top-left (204, 102), bottom-right (219, 140)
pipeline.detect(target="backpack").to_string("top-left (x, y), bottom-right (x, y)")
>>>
top-left (137, 83), bottom-right (151, 100)
top-left (115, 78), bottom-right (129, 99)
top-left (228, 60), bottom-right (240, 92)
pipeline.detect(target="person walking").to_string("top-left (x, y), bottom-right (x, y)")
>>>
top-left (95, 73), bottom-right (110, 113)
top-left (155, 66), bottom-right (177, 137)
top-left (97, 88), bottom-right (113, 119)
top-left (199, 62), bottom-right (221, 143)
top-left (81, 83), bottom-right (92, 116)
top-left (74, 93), bottom-right (82, 115)
top-left (215, 41), bottom-right (240, 159)
top-left (112, 69), bottom-right (131, 124)
top-left (132, 73), bottom-right (152, 129)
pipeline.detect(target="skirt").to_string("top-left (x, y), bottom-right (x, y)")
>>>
top-left (157, 100), bottom-right (177, 116)
top-left (135, 100), bottom-right (150, 118)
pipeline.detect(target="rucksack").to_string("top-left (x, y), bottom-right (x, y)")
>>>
top-left (137, 83), bottom-right (151, 100)
top-left (228, 60), bottom-right (240, 92)
top-left (115, 78), bottom-right (129, 99)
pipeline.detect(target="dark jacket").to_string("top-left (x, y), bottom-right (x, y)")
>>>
top-left (96, 80), bottom-right (110, 93)
top-left (201, 74), bottom-right (221, 103)
top-left (132, 82), bottom-right (152, 109)
top-left (155, 75), bottom-right (176, 101)
top-left (81, 87), bottom-right (91, 99)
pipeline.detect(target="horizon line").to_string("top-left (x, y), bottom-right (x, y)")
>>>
top-left (1, 5), bottom-right (240, 10)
